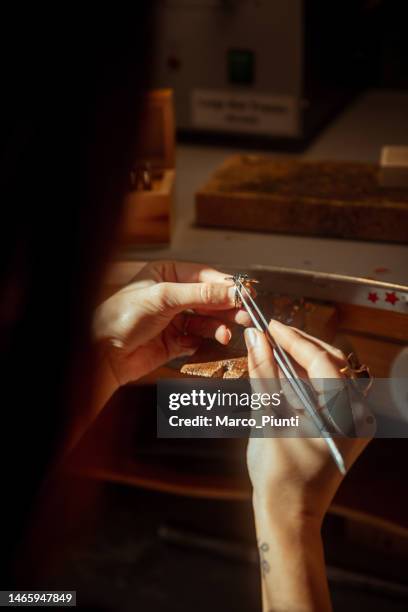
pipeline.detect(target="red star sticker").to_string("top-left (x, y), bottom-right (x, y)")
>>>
top-left (385, 292), bottom-right (399, 305)
top-left (368, 292), bottom-right (379, 303)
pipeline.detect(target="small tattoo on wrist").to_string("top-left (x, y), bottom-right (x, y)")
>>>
top-left (258, 541), bottom-right (270, 577)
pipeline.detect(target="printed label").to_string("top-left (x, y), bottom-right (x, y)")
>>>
top-left (192, 89), bottom-right (299, 136)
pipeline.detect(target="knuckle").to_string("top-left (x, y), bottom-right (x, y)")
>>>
top-left (199, 282), bottom-right (214, 305)
top-left (159, 260), bottom-right (178, 281)
top-left (333, 348), bottom-right (346, 362)
top-left (158, 259), bottom-right (172, 268)
top-left (152, 283), bottom-right (170, 309)
top-left (250, 353), bottom-right (273, 376)
top-left (313, 349), bottom-right (333, 369)
top-left (282, 327), bottom-right (298, 350)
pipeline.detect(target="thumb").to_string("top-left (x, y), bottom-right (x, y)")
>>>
top-left (244, 328), bottom-right (278, 379)
top-left (244, 328), bottom-right (280, 430)
top-left (155, 282), bottom-right (237, 312)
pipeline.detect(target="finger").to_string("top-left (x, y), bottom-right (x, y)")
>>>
top-left (175, 262), bottom-right (233, 284)
top-left (268, 320), bottom-right (344, 381)
top-left (272, 323), bottom-right (348, 411)
top-left (244, 328), bottom-right (278, 379)
top-left (277, 368), bottom-right (308, 412)
top-left (244, 328), bottom-right (280, 397)
top-left (176, 333), bottom-right (203, 352)
top-left (193, 307), bottom-right (252, 326)
top-left (273, 325), bottom-right (351, 426)
top-left (286, 326), bottom-right (346, 364)
top-left (183, 315), bottom-right (232, 345)
top-left (124, 334), bottom-right (201, 381)
top-left (164, 318), bottom-right (203, 357)
top-left (154, 282), bottom-right (237, 312)
top-left (141, 261), bottom-right (233, 284)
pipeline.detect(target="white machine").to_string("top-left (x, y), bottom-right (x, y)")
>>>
top-left (152, 0), bottom-right (375, 148)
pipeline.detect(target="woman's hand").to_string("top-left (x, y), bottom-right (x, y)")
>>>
top-left (244, 320), bottom-right (372, 612)
top-left (245, 320), bottom-right (370, 524)
top-left (93, 261), bottom-right (250, 387)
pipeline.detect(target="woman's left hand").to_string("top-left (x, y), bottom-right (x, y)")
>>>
top-left (93, 261), bottom-right (250, 386)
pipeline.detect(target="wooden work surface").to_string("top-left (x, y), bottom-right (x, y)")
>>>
top-left (196, 155), bottom-right (408, 243)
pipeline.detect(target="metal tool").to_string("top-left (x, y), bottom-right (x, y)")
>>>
top-left (233, 277), bottom-right (346, 475)
top-left (225, 273), bottom-right (259, 308)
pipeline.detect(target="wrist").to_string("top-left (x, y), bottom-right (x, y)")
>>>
top-left (252, 490), bottom-right (324, 534)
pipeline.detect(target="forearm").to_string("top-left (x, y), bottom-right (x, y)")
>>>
top-left (253, 497), bottom-right (332, 612)
top-left (66, 351), bottom-right (119, 454)
top-left (91, 351), bottom-right (120, 416)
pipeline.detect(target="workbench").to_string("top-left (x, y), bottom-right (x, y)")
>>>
top-left (120, 90), bottom-right (408, 288)
top-left (88, 91), bottom-right (408, 536)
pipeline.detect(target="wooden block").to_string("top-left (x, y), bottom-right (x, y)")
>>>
top-left (337, 302), bottom-right (408, 343)
top-left (120, 89), bottom-right (175, 246)
top-left (380, 146), bottom-right (408, 188)
top-left (181, 356), bottom-right (248, 379)
top-left (121, 168), bottom-right (175, 245)
top-left (196, 154), bottom-right (408, 243)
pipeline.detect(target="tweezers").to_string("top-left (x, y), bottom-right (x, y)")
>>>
top-left (234, 279), bottom-right (346, 475)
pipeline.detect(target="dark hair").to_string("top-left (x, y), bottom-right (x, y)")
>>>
top-left (0, 6), bottom-right (154, 584)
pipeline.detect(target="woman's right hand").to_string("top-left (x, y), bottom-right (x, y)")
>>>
top-left (245, 320), bottom-right (371, 525)
top-left (244, 320), bottom-right (372, 612)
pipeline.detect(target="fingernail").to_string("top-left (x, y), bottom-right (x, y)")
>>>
top-left (235, 309), bottom-right (252, 326)
top-left (215, 325), bottom-right (232, 346)
top-left (111, 338), bottom-right (125, 349)
top-left (244, 327), bottom-right (258, 348)
top-left (221, 326), bottom-right (232, 344)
